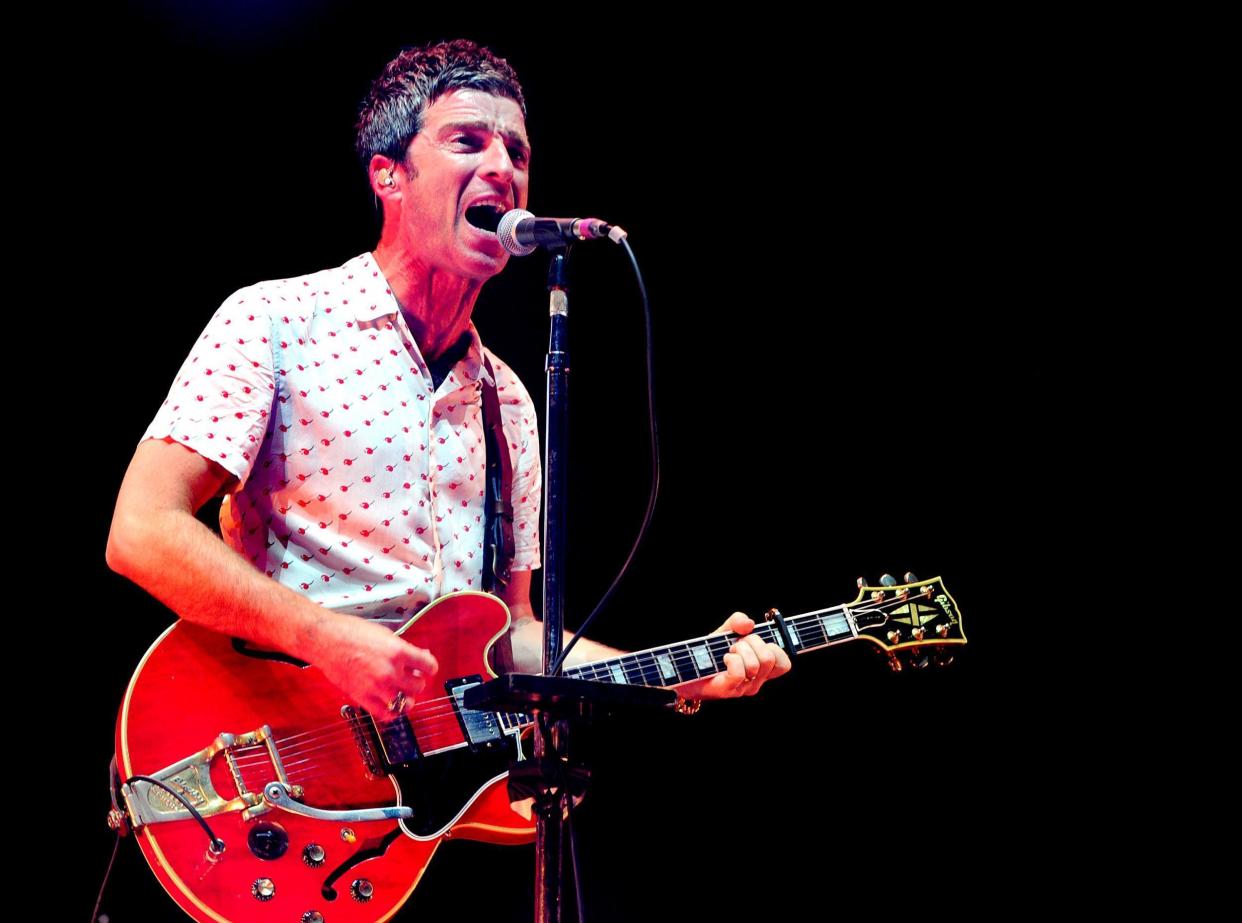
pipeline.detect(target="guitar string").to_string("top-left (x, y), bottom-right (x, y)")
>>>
top-left (236, 665), bottom-right (833, 780)
top-left (227, 630), bottom-right (753, 764)
top-left (227, 628), bottom-right (772, 769)
top-left (143, 593), bottom-right (946, 803)
top-left (228, 598), bottom-right (926, 769)
top-left (226, 603), bottom-right (906, 770)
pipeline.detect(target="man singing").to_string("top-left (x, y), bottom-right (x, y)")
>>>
top-left (107, 39), bottom-right (789, 727)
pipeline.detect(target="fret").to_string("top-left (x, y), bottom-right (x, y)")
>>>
top-left (783, 620), bottom-right (801, 649)
top-left (778, 609), bottom-right (853, 651)
top-left (686, 641), bottom-right (715, 680)
top-left (613, 655), bottom-right (635, 685)
top-left (499, 711), bottom-right (531, 731)
top-left (633, 652), bottom-right (664, 687)
top-left (620, 653), bottom-right (648, 686)
top-left (821, 611), bottom-right (851, 637)
top-left (753, 621), bottom-right (795, 651)
top-left (756, 624), bottom-right (785, 649)
top-left (664, 642), bottom-right (695, 682)
top-left (791, 615), bottom-right (828, 649)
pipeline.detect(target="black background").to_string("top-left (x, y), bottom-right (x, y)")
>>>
top-left (63, 3), bottom-right (1066, 919)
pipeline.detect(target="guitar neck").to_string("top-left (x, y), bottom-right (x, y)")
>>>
top-left (562, 604), bottom-right (855, 689)
top-left (492, 578), bottom-right (962, 731)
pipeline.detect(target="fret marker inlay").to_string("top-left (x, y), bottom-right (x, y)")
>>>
top-left (691, 644), bottom-right (713, 671)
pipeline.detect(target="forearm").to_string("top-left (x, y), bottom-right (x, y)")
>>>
top-left (507, 610), bottom-right (626, 674)
top-left (107, 505), bottom-right (349, 665)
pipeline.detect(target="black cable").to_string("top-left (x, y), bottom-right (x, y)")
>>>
top-left (124, 774), bottom-right (227, 854)
top-left (566, 781), bottom-right (588, 923)
top-left (90, 831), bottom-right (121, 923)
top-left (549, 237), bottom-right (658, 675)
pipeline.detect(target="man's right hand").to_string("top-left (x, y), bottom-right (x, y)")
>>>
top-left (310, 614), bottom-right (439, 716)
top-left (108, 439), bottom-right (440, 719)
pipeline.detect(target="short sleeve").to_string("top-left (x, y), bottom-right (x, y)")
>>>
top-left (493, 357), bottom-right (542, 571)
top-left (141, 288), bottom-right (276, 488)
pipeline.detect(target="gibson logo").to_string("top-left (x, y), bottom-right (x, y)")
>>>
top-left (934, 594), bottom-right (957, 623)
top-left (148, 771), bottom-right (207, 813)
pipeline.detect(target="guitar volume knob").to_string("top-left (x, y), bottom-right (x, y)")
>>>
top-left (302, 913), bottom-right (324, 923)
top-left (303, 843), bottom-right (326, 867)
top-left (351, 879), bottom-right (374, 902)
top-left (251, 878), bottom-right (276, 902)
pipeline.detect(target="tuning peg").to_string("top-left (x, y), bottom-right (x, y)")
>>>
top-left (886, 629), bottom-right (902, 644)
top-left (886, 653), bottom-right (903, 672)
top-left (910, 652), bottom-right (931, 669)
top-left (857, 576), bottom-right (868, 589)
top-left (936, 623), bottom-right (950, 638)
top-left (903, 571), bottom-right (918, 584)
top-left (911, 627), bottom-right (925, 641)
top-left (921, 585), bottom-right (934, 599)
top-left (880, 573), bottom-right (897, 587)
top-left (934, 651), bottom-right (956, 668)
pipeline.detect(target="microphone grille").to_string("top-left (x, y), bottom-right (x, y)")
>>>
top-left (497, 208), bottom-right (538, 256)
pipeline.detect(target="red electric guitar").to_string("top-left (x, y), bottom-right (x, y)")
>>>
top-left (112, 576), bottom-right (965, 922)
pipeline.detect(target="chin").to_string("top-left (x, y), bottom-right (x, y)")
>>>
top-left (462, 251), bottom-right (510, 280)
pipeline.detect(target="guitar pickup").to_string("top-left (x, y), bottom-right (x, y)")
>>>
top-left (447, 676), bottom-right (504, 747)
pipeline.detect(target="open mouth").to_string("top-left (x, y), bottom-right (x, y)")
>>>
top-left (464, 204), bottom-right (504, 233)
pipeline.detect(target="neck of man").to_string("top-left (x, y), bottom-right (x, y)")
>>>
top-left (373, 240), bottom-right (484, 363)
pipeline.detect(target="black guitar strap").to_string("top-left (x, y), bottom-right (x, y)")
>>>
top-left (480, 355), bottom-right (516, 594)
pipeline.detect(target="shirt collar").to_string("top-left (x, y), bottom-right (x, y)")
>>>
top-left (346, 251), bottom-right (403, 323)
top-left (344, 252), bottom-right (495, 390)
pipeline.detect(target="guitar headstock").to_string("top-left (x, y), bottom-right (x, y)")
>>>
top-left (850, 573), bottom-right (965, 671)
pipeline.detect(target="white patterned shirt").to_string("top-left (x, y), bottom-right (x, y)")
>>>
top-left (143, 252), bottom-right (541, 626)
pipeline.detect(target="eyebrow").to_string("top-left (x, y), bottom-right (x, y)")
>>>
top-left (440, 120), bottom-right (530, 155)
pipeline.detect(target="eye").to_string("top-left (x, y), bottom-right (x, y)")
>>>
top-left (508, 146), bottom-right (530, 166)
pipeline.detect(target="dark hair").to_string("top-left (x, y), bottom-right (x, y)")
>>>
top-left (355, 39), bottom-right (526, 169)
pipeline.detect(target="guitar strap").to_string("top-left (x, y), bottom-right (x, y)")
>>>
top-left (480, 354), bottom-right (516, 595)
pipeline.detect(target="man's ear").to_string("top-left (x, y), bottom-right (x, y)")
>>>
top-left (368, 154), bottom-right (401, 198)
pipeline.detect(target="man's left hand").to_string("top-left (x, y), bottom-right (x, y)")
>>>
top-left (676, 612), bottom-right (792, 701)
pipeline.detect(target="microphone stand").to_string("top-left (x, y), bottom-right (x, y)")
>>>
top-left (537, 247), bottom-right (571, 923)
top-left (466, 243), bottom-right (674, 923)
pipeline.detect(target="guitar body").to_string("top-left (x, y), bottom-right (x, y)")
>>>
top-left (116, 591), bottom-right (534, 923)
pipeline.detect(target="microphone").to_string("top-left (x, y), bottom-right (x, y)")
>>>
top-left (496, 208), bottom-right (627, 256)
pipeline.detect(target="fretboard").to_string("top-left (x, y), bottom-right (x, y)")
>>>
top-left (564, 605), bottom-right (855, 687)
top-left (495, 604), bottom-right (856, 732)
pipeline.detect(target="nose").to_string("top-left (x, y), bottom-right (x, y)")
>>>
top-left (480, 136), bottom-right (515, 184)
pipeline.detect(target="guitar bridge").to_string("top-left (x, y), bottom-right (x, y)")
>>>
top-left (120, 725), bottom-right (298, 828)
